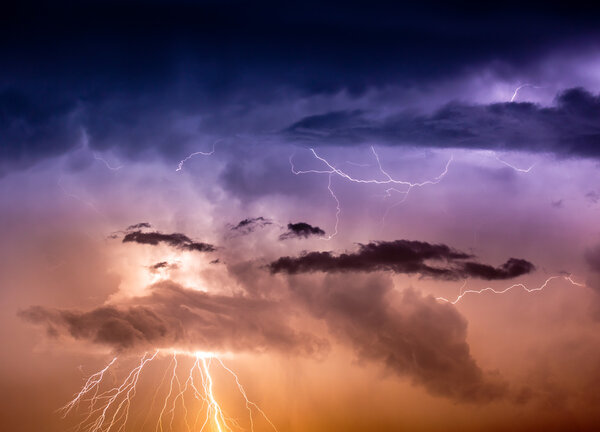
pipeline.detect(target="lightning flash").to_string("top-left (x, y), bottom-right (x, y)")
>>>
top-left (176, 141), bottom-right (219, 172)
top-left (291, 146), bottom-right (453, 237)
top-left (437, 275), bottom-right (587, 304)
top-left (61, 351), bottom-right (277, 432)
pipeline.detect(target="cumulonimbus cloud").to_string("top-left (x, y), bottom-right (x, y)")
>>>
top-left (269, 239), bottom-right (534, 280)
top-left (18, 236), bottom-right (534, 404)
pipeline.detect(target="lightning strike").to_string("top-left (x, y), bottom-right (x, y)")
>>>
top-left (176, 141), bottom-right (219, 172)
top-left (290, 146), bottom-right (453, 237)
top-left (492, 152), bottom-right (535, 173)
top-left (62, 350), bottom-right (277, 432)
top-left (60, 357), bottom-right (118, 418)
top-left (436, 275), bottom-right (587, 305)
top-left (93, 153), bottom-right (124, 171)
top-left (510, 83), bottom-right (543, 102)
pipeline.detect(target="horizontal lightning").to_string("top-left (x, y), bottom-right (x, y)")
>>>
top-left (176, 141), bottom-right (219, 172)
top-left (290, 146), bottom-right (453, 238)
top-left (437, 275), bottom-right (587, 305)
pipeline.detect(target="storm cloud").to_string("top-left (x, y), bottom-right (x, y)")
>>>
top-left (289, 274), bottom-right (508, 402)
top-left (19, 273), bottom-right (509, 403)
top-left (285, 88), bottom-right (600, 159)
top-left (269, 240), bottom-right (534, 280)
top-left (19, 281), bottom-right (326, 355)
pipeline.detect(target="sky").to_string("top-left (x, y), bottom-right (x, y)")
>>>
top-left (2, 1), bottom-right (600, 431)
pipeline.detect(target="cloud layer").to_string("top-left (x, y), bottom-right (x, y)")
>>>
top-left (19, 281), bottom-right (326, 355)
top-left (286, 88), bottom-right (600, 158)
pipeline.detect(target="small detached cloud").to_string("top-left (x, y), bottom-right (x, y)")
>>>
top-left (230, 217), bottom-right (273, 235)
top-left (279, 222), bottom-right (325, 240)
top-left (123, 231), bottom-right (215, 253)
top-left (149, 261), bottom-right (179, 273)
top-left (126, 222), bottom-right (152, 230)
top-left (270, 239), bottom-right (534, 281)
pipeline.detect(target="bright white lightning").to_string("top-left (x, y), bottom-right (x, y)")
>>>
top-left (290, 146), bottom-right (453, 238)
top-left (62, 350), bottom-right (277, 432)
top-left (176, 141), bottom-right (219, 172)
top-left (510, 83), bottom-right (543, 102)
top-left (60, 357), bottom-right (118, 418)
top-left (436, 275), bottom-right (587, 305)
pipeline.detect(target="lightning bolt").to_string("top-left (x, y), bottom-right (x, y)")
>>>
top-left (290, 146), bottom-right (453, 238)
top-left (510, 83), bottom-right (543, 102)
top-left (176, 141), bottom-right (219, 172)
top-left (60, 357), bottom-right (118, 418)
top-left (492, 152), bottom-right (535, 173)
top-left (93, 153), bottom-right (124, 171)
top-left (62, 350), bottom-right (277, 432)
top-left (436, 275), bottom-right (587, 305)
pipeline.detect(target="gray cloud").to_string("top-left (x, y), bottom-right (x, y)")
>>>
top-left (289, 274), bottom-right (508, 402)
top-left (19, 281), bottom-right (327, 355)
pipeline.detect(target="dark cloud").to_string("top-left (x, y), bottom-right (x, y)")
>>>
top-left (19, 281), bottom-right (327, 355)
top-left (126, 222), bottom-right (152, 230)
top-left (289, 274), bottom-right (508, 402)
top-left (460, 258), bottom-right (536, 280)
top-left (230, 217), bottom-right (272, 235)
top-left (286, 88), bottom-right (600, 159)
top-left (269, 240), bottom-right (534, 280)
top-left (148, 261), bottom-right (178, 273)
top-left (19, 305), bottom-right (171, 350)
top-left (122, 231), bottom-right (215, 253)
top-left (279, 222), bottom-right (325, 240)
